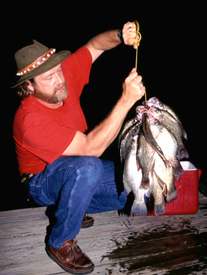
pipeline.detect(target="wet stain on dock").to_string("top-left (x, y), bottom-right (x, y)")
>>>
top-left (103, 221), bottom-right (207, 274)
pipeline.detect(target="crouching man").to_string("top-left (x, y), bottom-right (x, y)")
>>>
top-left (12, 22), bottom-right (145, 274)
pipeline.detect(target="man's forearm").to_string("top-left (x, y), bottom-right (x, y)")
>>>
top-left (85, 95), bottom-right (133, 157)
top-left (88, 30), bottom-right (121, 51)
top-left (85, 30), bottom-right (121, 62)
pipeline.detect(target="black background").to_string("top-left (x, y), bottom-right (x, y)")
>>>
top-left (2, 3), bottom-right (206, 210)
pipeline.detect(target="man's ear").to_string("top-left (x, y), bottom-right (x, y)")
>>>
top-left (26, 79), bottom-right (35, 92)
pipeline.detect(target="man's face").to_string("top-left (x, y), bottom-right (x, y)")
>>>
top-left (32, 64), bottom-right (67, 103)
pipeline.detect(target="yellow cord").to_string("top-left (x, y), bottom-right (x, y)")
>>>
top-left (132, 20), bottom-right (142, 71)
top-left (131, 20), bottom-right (147, 102)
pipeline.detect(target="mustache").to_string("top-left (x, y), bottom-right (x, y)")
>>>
top-left (54, 82), bottom-right (67, 93)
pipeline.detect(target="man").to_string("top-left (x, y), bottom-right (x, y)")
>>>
top-left (12, 22), bottom-right (145, 274)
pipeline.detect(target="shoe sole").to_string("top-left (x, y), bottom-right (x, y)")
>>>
top-left (46, 247), bottom-right (94, 274)
top-left (81, 220), bottom-right (94, 229)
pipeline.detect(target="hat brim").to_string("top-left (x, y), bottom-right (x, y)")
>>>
top-left (11, 50), bottom-right (71, 88)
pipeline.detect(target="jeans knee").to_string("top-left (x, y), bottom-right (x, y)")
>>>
top-left (79, 156), bottom-right (103, 185)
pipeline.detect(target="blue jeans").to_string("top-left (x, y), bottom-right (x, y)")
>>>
top-left (29, 156), bottom-right (126, 249)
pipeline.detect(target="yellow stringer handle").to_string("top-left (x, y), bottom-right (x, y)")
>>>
top-left (131, 20), bottom-right (147, 102)
top-left (131, 20), bottom-right (142, 71)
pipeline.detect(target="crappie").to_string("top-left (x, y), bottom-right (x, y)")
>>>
top-left (119, 96), bottom-right (189, 216)
top-left (152, 170), bottom-right (166, 215)
top-left (146, 97), bottom-right (187, 140)
top-left (149, 118), bottom-right (184, 181)
top-left (118, 117), bottom-right (138, 146)
top-left (148, 106), bottom-right (189, 160)
top-left (137, 132), bottom-right (155, 189)
top-left (153, 150), bottom-right (177, 203)
top-left (119, 122), bottom-right (140, 162)
top-left (142, 113), bottom-right (170, 168)
top-left (123, 135), bottom-right (148, 216)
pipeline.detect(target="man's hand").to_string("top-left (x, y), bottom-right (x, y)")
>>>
top-left (122, 22), bottom-right (140, 49)
top-left (122, 68), bottom-right (146, 105)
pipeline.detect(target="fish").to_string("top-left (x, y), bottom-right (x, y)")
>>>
top-left (137, 132), bottom-right (155, 189)
top-left (119, 122), bottom-right (140, 162)
top-left (119, 96), bottom-right (188, 216)
top-left (144, 117), bottom-right (178, 201)
top-left (142, 113), bottom-right (170, 168)
top-left (149, 120), bottom-right (178, 201)
top-left (152, 170), bottom-right (166, 215)
top-left (118, 117), bottom-right (138, 146)
top-left (123, 135), bottom-right (148, 216)
top-left (146, 97), bottom-right (187, 140)
top-left (153, 150), bottom-right (177, 203)
top-left (148, 106), bottom-right (189, 160)
top-left (149, 118), bottom-right (184, 181)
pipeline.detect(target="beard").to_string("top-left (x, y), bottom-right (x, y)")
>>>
top-left (33, 82), bottom-right (67, 103)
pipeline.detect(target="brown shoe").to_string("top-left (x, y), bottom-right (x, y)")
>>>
top-left (46, 239), bottom-right (94, 274)
top-left (81, 214), bottom-right (94, 229)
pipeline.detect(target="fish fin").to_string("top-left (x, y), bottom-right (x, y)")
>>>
top-left (173, 163), bottom-right (184, 181)
top-left (154, 171), bottom-right (167, 196)
top-left (155, 203), bottom-right (165, 216)
top-left (179, 147), bottom-right (189, 160)
top-left (145, 180), bottom-right (155, 199)
top-left (166, 189), bottom-right (177, 203)
top-left (182, 129), bottom-right (188, 140)
top-left (139, 178), bottom-right (150, 189)
top-left (162, 182), bottom-right (167, 196)
top-left (119, 192), bottom-right (134, 216)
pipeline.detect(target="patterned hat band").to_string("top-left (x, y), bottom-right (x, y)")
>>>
top-left (16, 48), bottom-right (56, 76)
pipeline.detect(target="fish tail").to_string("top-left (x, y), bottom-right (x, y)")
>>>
top-left (167, 189), bottom-right (177, 203)
top-left (173, 163), bottom-right (184, 181)
top-left (131, 200), bottom-right (148, 216)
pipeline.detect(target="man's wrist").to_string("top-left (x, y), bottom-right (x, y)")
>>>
top-left (117, 28), bottom-right (124, 43)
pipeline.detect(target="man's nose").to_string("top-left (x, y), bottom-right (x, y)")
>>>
top-left (54, 72), bottom-right (63, 84)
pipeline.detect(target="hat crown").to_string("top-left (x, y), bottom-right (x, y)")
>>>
top-left (14, 40), bottom-right (49, 70)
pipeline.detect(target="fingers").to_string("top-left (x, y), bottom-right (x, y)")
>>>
top-left (124, 69), bottom-right (146, 99)
top-left (131, 71), bottom-right (145, 96)
top-left (122, 21), bottom-right (141, 49)
top-left (122, 22), bottom-right (136, 46)
top-left (128, 68), bottom-right (142, 85)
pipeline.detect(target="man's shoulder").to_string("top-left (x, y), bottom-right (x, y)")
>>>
top-left (62, 46), bottom-right (92, 69)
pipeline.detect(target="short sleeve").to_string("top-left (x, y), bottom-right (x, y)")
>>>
top-left (62, 46), bottom-right (92, 97)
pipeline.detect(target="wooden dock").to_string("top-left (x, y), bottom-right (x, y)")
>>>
top-left (0, 193), bottom-right (207, 275)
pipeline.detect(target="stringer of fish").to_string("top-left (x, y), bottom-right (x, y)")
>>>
top-left (119, 97), bottom-right (188, 216)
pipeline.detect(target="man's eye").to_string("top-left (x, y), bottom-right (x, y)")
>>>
top-left (58, 68), bottom-right (63, 74)
top-left (45, 75), bottom-right (52, 80)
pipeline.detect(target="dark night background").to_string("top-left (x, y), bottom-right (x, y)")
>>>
top-left (2, 3), bottom-right (206, 211)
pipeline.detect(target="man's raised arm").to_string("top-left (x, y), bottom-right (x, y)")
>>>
top-left (85, 21), bottom-right (138, 62)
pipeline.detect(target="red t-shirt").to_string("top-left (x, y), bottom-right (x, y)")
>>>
top-left (13, 46), bottom-right (92, 176)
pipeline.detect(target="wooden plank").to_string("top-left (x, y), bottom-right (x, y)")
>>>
top-left (0, 193), bottom-right (207, 274)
